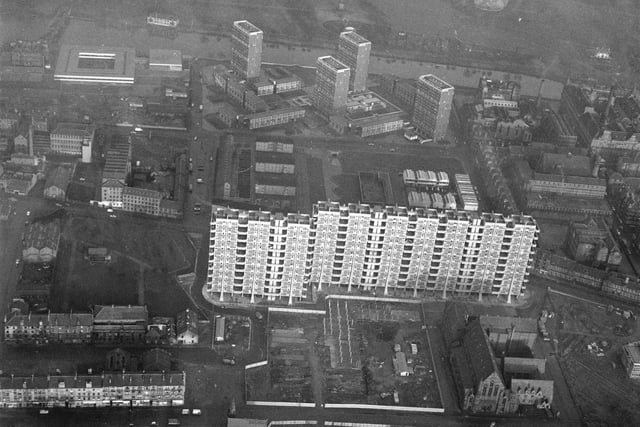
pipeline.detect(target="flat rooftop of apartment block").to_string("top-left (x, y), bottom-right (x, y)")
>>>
top-left (54, 45), bottom-right (135, 84)
top-left (149, 49), bottom-right (182, 67)
top-left (52, 122), bottom-right (95, 137)
top-left (318, 56), bottom-right (349, 72)
top-left (419, 74), bottom-right (453, 91)
top-left (340, 30), bottom-right (370, 45)
top-left (624, 342), bottom-right (640, 362)
top-left (345, 91), bottom-right (402, 121)
top-left (234, 20), bottom-right (262, 34)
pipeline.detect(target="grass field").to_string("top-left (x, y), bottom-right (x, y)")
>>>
top-left (56, 213), bottom-right (197, 315)
top-left (50, 240), bottom-right (139, 312)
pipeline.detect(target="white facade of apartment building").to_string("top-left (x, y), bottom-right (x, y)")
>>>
top-left (205, 202), bottom-right (538, 304)
top-left (207, 209), bottom-right (311, 304)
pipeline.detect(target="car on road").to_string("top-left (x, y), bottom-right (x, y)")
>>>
top-left (389, 148), bottom-right (396, 152)
top-left (39, 409), bottom-right (49, 415)
top-left (192, 409), bottom-right (202, 415)
top-left (197, 165), bottom-right (204, 171)
top-left (26, 211), bottom-right (31, 216)
top-left (367, 143), bottom-right (375, 146)
top-left (209, 156), bottom-right (213, 161)
top-left (181, 409), bottom-right (190, 415)
top-left (15, 258), bottom-right (20, 266)
top-left (196, 178), bottom-right (204, 184)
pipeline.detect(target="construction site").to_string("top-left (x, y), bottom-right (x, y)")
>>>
top-left (544, 288), bottom-right (640, 425)
top-left (323, 297), bottom-right (441, 409)
top-left (245, 308), bottom-right (324, 404)
top-left (245, 298), bottom-right (443, 411)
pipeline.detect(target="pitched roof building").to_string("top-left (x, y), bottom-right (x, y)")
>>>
top-left (478, 315), bottom-right (538, 355)
top-left (143, 348), bottom-right (173, 372)
top-left (44, 166), bottom-right (71, 200)
top-left (176, 308), bottom-right (198, 345)
top-left (92, 305), bottom-right (148, 345)
top-left (449, 319), bottom-right (506, 413)
top-left (4, 312), bottom-right (93, 344)
top-left (566, 216), bottom-right (622, 269)
top-left (22, 220), bottom-right (60, 263)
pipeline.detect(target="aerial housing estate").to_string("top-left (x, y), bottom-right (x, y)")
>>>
top-left (205, 201), bottom-right (538, 305)
top-left (211, 20), bottom-right (306, 130)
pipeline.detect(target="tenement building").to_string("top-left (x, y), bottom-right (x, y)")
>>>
top-left (50, 122), bottom-right (95, 162)
top-left (4, 312), bottom-right (93, 345)
top-left (205, 202), bottom-right (538, 304)
top-left (0, 372), bottom-right (185, 408)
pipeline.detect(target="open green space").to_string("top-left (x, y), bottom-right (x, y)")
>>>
top-left (54, 214), bottom-right (196, 315)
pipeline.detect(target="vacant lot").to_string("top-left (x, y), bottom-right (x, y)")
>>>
top-left (55, 212), bottom-right (196, 315)
top-left (50, 240), bottom-right (139, 312)
top-left (323, 298), bottom-right (442, 408)
top-left (546, 291), bottom-right (640, 426)
top-left (132, 133), bottom-right (190, 171)
top-left (64, 215), bottom-right (194, 272)
top-left (326, 147), bottom-right (464, 206)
